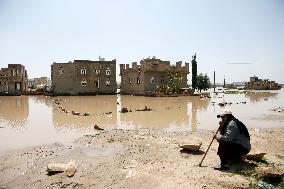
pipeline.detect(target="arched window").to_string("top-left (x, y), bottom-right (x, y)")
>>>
top-left (106, 68), bottom-right (111, 75)
top-left (81, 69), bottom-right (86, 75)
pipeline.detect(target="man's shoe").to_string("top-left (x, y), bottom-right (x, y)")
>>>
top-left (214, 164), bottom-right (229, 170)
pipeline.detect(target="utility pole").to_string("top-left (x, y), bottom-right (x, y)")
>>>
top-left (223, 76), bottom-right (226, 88)
top-left (214, 71), bottom-right (216, 92)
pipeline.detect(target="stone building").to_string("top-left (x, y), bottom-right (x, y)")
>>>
top-left (0, 64), bottom-right (28, 95)
top-left (51, 59), bottom-right (116, 95)
top-left (120, 57), bottom-right (189, 95)
top-left (245, 76), bottom-right (280, 90)
top-left (28, 77), bottom-right (49, 89)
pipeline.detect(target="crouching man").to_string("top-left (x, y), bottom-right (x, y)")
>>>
top-left (214, 109), bottom-right (251, 170)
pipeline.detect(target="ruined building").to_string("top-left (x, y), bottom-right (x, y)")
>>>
top-left (120, 57), bottom-right (189, 95)
top-left (51, 59), bottom-right (116, 95)
top-left (0, 64), bottom-right (28, 95)
top-left (245, 76), bottom-right (280, 90)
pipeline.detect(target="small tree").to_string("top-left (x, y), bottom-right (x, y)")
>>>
top-left (170, 72), bottom-right (182, 93)
top-left (196, 73), bottom-right (211, 92)
top-left (159, 72), bottom-right (182, 94)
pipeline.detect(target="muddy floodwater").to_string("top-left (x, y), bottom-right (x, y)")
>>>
top-left (0, 88), bottom-right (283, 152)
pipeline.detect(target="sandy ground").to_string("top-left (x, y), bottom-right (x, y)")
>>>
top-left (1, 128), bottom-right (284, 189)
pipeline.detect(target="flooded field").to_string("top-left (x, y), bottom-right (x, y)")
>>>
top-left (0, 88), bottom-right (283, 152)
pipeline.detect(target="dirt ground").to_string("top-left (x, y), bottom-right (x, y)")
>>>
top-left (1, 128), bottom-right (284, 189)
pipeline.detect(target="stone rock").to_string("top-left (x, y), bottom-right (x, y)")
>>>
top-left (121, 107), bottom-right (128, 113)
top-left (47, 160), bottom-right (77, 177)
top-left (246, 147), bottom-right (266, 160)
top-left (94, 125), bottom-right (104, 130)
top-left (72, 111), bottom-right (80, 115)
top-left (179, 138), bottom-right (202, 151)
top-left (246, 153), bottom-right (266, 161)
top-left (256, 166), bottom-right (284, 178)
top-left (135, 106), bottom-right (152, 112)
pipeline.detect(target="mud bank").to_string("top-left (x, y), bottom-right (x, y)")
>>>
top-left (1, 128), bottom-right (284, 189)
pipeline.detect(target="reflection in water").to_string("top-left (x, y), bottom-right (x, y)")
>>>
top-left (51, 96), bottom-right (117, 128)
top-left (30, 96), bottom-right (53, 107)
top-left (245, 91), bottom-right (278, 103)
top-left (0, 96), bottom-right (29, 127)
top-left (118, 96), bottom-right (210, 131)
top-left (48, 95), bottom-right (211, 131)
top-left (190, 97), bottom-right (211, 131)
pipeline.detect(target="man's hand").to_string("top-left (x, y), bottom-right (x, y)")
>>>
top-left (214, 133), bottom-right (222, 142)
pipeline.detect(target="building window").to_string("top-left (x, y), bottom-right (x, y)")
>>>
top-left (95, 69), bottom-right (100, 74)
top-left (106, 80), bottom-right (111, 86)
top-left (94, 80), bottom-right (98, 87)
top-left (129, 78), bottom-right (132, 85)
top-left (81, 69), bottom-right (86, 75)
top-left (16, 70), bottom-right (19, 75)
top-left (151, 76), bottom-right (155, 84)
top-left (59, 69), bottom-right (63, 75)
top-left (152, 63), bottom-right (158, 67)
top-left (137, 77), bottom-right (140, 84)
top-left (81, 78), bottom-right (87, 86)
top-left (11, 70), bottom-right (15, 76)
top-left (106, 69), bottom-right (111, 75)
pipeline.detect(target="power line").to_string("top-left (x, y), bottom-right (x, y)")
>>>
top-left (225, 63), bottom-right (254, 65)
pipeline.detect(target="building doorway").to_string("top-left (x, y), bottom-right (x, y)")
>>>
top-left (15, 82), bottom-right (21, 91)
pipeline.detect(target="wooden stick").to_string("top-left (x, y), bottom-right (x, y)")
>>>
top-left (198, 127), bottom-right (219, 167)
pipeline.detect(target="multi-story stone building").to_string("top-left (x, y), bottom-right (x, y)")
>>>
top-left (120, 57), bottom-right (189, 95)
top-left (245, 76), bottom-right (280, 90)
top-left (51, 59), bottom-right (116, 95)
top-left (28, 77), bottom-right (49, 89)
top-left (0, 64), bottom-right (28, 95)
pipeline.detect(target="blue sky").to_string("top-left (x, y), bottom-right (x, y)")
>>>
top-left (0, 0), bottom-right (284, 83)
